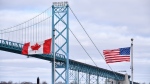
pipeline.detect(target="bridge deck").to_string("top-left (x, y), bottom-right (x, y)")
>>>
top-left (0, 39), bottom-right (126, 81)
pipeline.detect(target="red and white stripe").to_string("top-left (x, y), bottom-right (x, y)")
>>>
top-left (103, 49), bottom-right (130, 63)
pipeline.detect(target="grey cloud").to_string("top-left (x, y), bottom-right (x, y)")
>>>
top-left (0, 66), bottom-right (51, 83)
top-left (0, 0), bottom-right (150, 83)
top-left (70, 0), bottom-right (150, 37)
top-left (0, 0), bottom-right (53, 10)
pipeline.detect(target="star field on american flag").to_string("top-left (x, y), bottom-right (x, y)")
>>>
top-left (103, 47), bottom-right (130, 63)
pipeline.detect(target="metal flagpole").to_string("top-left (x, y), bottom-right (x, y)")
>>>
top-left (52, 4), bottom-right (55, 84)
top-left (53, 30), bottom-right (55, 84)
top-left (131, 38), bottom-right (133, 84)
top-left (53, 29), bottom-right (55, 84)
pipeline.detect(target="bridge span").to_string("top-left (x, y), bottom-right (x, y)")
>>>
top-left (0, 1), bottom-right (131, 84)
top-left (0, 39), bottom-right (130, 84)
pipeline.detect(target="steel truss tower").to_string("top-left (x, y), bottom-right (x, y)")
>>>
top-left (51, 2), bottom-right (69, 84)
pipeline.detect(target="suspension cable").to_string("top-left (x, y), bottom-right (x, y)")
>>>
top-left (0, 6), bottom-right (52, 31)
top-left (69, 29), bottom-right (98, 67)
top-left (0, 16), bottom-right (51, 34)
top-left (57, 13), bottom-right (97, 67)
top-left (69, 6), bottom-right (120, 80)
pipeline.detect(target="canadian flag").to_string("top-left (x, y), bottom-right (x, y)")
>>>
top-left (22, 38), bottom-right (52, 55)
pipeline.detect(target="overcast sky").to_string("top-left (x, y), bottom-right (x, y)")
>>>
top-left (0, 0), bottom-right (150, 84)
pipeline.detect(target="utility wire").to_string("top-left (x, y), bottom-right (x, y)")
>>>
top-left (69, 6), bottom-right (120, 80)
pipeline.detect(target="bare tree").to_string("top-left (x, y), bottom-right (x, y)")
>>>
top-left (21, 82), bottom-right (33, 84)
top-left (8, 81), bottom-right (13, 84)
top-left (42, 81), bottom-right (47, 84)
top-left (0, 81), bottom-right (7, 84)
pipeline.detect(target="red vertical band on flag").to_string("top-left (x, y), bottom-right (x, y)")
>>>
top-left (22, 38), bottom-right (52, 55)
top-left (43, 38), bottom-right (52, 54)
top-left (22, 43), bottom-right (30, 55)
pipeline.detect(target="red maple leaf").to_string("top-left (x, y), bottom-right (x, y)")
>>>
top-left (31, 43), bottom-right (41, 50)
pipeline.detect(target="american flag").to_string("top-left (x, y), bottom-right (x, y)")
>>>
top-left (103, 47), bottom-right (130, 63)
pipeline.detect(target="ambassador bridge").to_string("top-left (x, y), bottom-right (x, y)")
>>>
top-left (0, 2), bottom-right (130, 84)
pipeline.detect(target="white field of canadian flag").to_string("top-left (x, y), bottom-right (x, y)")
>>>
top-left (22, 38), bottom-right (52, 55)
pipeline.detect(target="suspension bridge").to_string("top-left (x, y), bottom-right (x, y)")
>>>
top-left (0, 2), bottom-right (130, 84)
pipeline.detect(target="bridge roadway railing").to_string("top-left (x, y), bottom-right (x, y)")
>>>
top-left (0, 39), bottom-right (126, 81)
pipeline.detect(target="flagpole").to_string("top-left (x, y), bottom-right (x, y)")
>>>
top-left (131, 38), bottom-right (133, 84)
top-left (53, 29), bottom-right (55, 84)
top-left (52, 4), bottom-right (55, 84)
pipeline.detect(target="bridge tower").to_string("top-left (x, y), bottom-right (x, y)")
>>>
top-left (51, 2), bottom-right (69, 84)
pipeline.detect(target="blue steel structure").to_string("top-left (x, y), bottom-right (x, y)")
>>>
top-left (0, 2), bottom-right (130, 84)
top-left (51, 2), bottom-right (69, 84)
top-left (0, 39), bottom-right (126, 83)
